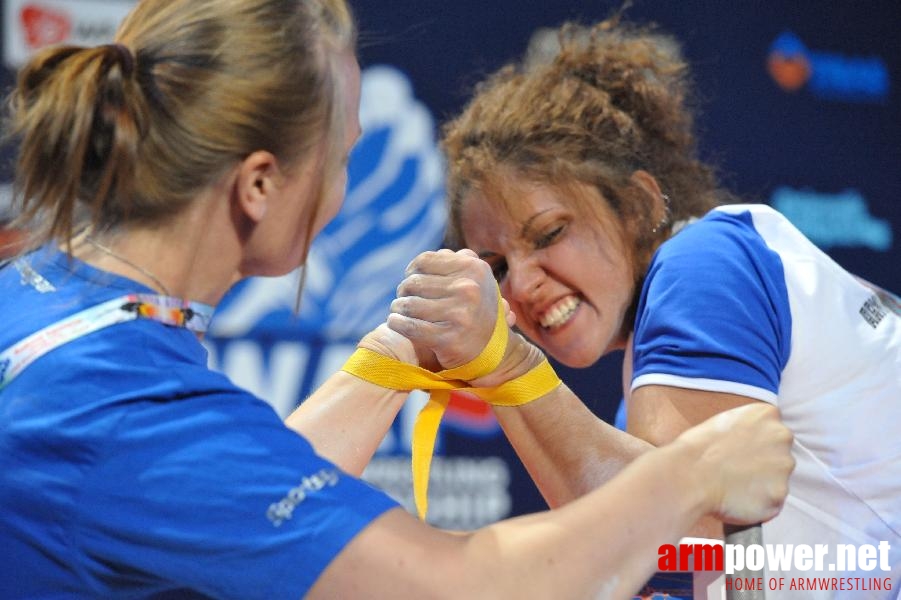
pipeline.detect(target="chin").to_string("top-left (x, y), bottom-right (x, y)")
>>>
top-left (545, 345), bottom-right (604, 369)
top-left (534, 326), bottom-right (606, 369)
top-left (563, 355), bottom-right (602, 369)
top-left (243, 255), bottom-right (303, 279)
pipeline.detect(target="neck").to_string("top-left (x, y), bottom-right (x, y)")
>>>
top-left (74, 182), bottom-right (242, 306)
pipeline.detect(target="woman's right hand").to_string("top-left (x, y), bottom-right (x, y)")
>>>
top-left (673, 402), bottom-right (795, 525)
top-left (356, 323), bottom-right (423, 366)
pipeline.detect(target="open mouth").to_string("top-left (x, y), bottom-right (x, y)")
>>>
top-left (539, 296), bottom-right (581, 329)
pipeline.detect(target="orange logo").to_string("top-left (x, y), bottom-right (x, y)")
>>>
top-left (20, 4), bottom-right (72, 50)
top-left (767, 53), bottom-right (811, 92)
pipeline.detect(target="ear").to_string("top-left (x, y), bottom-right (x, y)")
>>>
top-left (234, 150), bottom-right (283, 223)
top-left (629, 169), bottom-right (669, 232)
top-left (629, 169), bottom-right (663, 201)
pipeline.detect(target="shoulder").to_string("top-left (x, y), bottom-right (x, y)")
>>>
top-left (632, 205), bottom-right (793, 396)
top-left (657, 204), bottom-right (780, 262)
top-left (645, 204), bottom-right (792, 301)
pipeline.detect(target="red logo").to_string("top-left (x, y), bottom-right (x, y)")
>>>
top-left (444, 391), bottom-right (500, 434)
top-left (20, 4), bottom-right (72, 49)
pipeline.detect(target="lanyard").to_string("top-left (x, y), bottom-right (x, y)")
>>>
top-left (0, 294), bottom-right (214, 390)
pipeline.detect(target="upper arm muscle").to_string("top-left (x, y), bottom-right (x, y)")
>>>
top-left (627, 384), bottom-right (760, 447)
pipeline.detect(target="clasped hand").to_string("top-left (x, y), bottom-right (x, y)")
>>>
top-left (360, 249), bottom-right (518, 381)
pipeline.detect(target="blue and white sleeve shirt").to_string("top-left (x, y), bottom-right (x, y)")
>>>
top-left (631, 204), bottom-right (901, 594)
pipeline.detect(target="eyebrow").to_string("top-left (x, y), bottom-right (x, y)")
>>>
top-left (521, 209), bottom-right (554, 235)
top-left (474, 208), bottom-right (556, 260)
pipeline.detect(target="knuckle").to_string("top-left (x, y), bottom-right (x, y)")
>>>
top-left (396, 276), bottom-right (415, 297)
top-left (390, 297), bottom-right (411, 317)
top-left (448, 302), bottom-right (470, 322)
top-left (405, 273), bottom-right (424, 290)
top-left (401, 273), bottom-right (428, 295)
top-left (785, 455), bottom-right (797, 473)
top-left (387, 313), bottom-right (423, 340)
top-left (774, 482), bottom-right (789, 501)
top-left (407, 251), bottom-right (437, 274)
top-left (450, 278), bottom-right (482, 303)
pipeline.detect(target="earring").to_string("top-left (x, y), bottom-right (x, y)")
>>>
top-left (651, 194), bottom-right (671, 235)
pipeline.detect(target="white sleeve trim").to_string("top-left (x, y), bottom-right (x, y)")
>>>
top-left (631, 373), bottom-right (778, 404)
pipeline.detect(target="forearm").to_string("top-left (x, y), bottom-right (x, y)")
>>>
top-left (285, 371), bottom-right (407, 476)
top-left (460, 440), bottom-right (708, 598)
top-left (467, 400), bottom-right (795, 597)
top-left (313, 439), bottom-right (709, 600)
top-left (494, 382), bottom-right (654, 508)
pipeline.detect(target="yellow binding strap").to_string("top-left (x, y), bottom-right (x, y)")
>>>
top-left (341, 288), bottom-right (561, 520)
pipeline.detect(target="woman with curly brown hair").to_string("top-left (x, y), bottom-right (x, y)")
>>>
top-left (392, 18), bottom-right (901, 597)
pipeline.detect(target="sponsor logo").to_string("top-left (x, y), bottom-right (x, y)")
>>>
top-left (3, 0), bottom-right (134, 69)
top-left (859, 295), bottom-right (888, 329)
top-left (442, 391), bottom-right (501, 436)
top-left (657, 541), bottom-right (893, 593)
top-left (266, 468), bottom-right (340, 527)
top-left (770, 186), bottom-right (892, 251)
top-left (767, 31), bottom-right (889, 103)
top-left (20, 4), bottom-right (70, 49)
top-left (362, 455), bottom-right (511, 529)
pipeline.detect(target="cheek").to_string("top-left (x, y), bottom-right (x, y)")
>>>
top-left (327, 172), bottom-right (348, 216)
top-left (313, 176), bottom-right (347, 233)
top-left (505, 295), bottom-right (535, 333)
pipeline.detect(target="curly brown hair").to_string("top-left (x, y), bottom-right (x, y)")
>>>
top-left (442, 18), bottom-right (738, 264)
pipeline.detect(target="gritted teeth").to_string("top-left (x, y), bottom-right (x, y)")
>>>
top-left (539, 296), bottom-right (581, 329)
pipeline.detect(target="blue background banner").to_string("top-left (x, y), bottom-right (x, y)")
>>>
top-left (1, 0), bottom-right (898, 528)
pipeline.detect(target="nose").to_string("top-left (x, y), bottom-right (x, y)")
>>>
top-left (504, 253), bottom-right (545, 304)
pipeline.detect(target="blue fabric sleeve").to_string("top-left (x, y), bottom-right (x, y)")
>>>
top-left (632, 210), bottom-right (792, 398)
top-left (74, 391), bottom-right (399, 599)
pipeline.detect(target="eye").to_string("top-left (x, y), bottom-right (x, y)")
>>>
top-left (535, 224), bottom-right (564, 249)
top-left (489, 259), bottom-right (508, 283)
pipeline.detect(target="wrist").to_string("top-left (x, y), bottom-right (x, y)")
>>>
top-left (467, 332), bottom-right (545, 389)
top-left (357, 324), bottom-right (419, 366)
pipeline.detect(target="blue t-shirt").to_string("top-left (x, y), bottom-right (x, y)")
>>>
top-left (0, 248), bottom-right (399, 599)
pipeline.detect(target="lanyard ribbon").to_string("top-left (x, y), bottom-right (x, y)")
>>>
top-left (0, 294), bottom-right (214, 390)
top-left (341, 290), bottom-right (562, 520)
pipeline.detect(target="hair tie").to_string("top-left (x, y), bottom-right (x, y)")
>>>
top-left (106, 43), bottom-right (135, 77)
